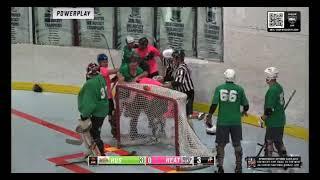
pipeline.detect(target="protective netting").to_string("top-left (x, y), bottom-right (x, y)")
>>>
top-left (115, 83), bottom-right (214, 159)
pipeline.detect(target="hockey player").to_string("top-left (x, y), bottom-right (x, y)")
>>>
top-left (97, 53), bottom-right (119, 138)
top-left (117, 53), bottom-right (148, 83)
top-left (260, 67), bottom-right (287, 157)
top-left (120, 36), bottom-right (138, 68)
top-left (78, 63), bottom-right (109, 156)
top-left (162, 50), bottom-right (195, 129)
top-left (205, 69), bottom-right (249, 173)
top-left (117, 53), bottom-right (149, 139)
top-left (137, 77), bottom-right (168, 138)
top-left (135, 37), bottom-right (161, 78)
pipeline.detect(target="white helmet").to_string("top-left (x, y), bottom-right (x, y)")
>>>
top-left (162, 48), bottom-right (174, 58)
top-left (224, 69), bottom-right (236, 82)
top-left (264, 67), bottom-right (279, 80)
top-left (126, 36), bottom-right (135, 44)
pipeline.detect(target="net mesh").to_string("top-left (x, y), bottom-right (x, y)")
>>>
top-left (115, 83), bottom-right (213, 158)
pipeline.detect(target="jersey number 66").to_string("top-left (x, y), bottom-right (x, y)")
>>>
top-left (220, 89), bottom-right (238, 102)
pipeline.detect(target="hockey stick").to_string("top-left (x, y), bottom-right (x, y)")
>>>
top-left (101, 33), bottom-right (115, 69)
top-left (101, 33), bottom-right (119, 95)
top-left (284, 89), bottom-right (296, 110)
top-left (65, 138), bottom-right (83, 145)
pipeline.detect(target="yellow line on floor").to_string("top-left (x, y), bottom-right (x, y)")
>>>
top-left (193, 103), bottom-right (308, 141)
top-left (12, 81), bottom-right (308, 141)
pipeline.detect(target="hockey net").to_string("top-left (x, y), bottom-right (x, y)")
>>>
top-left (115, 83), bottom-right (214, 168)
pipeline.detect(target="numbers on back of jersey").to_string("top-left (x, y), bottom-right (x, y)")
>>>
top-left (100, 86), bottom-right (107, 99)
top-left (220, 89), bottom-right (238, 102)
top-left (279, 92), bottom-right (285, 106)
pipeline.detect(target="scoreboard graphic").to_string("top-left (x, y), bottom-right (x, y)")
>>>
top-left (88, 156), bottom-right (215, 166)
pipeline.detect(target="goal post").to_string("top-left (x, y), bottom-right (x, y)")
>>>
top-left (114, 83), bottom-right (214, 161)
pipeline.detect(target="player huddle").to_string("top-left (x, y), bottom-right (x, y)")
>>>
top-left (76, 36), bottom-right (287, 173)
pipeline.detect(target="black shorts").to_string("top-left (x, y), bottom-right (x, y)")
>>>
top-left (185, 90), bottom-right (194, 116)
top-left (265, 127), bottom-right (284, 143)
top-left (215, 125), bottom-right (242, 145)
top-left (108, 98), bottom-right (115, 115)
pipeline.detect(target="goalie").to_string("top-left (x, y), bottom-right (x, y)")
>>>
top-left (77, 63), bottom-right (109, 156)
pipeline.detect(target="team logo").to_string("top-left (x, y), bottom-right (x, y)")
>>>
top-left (288, 15), bottom-right (297, 27)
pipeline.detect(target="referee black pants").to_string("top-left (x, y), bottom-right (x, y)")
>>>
top-left (185, 90), bottom-right (194, 117)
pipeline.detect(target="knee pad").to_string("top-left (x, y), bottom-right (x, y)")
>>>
top-left (216, 143), bottom-right (226, 152)
top-left (232, 142), bottom-right (241, 149)
top-left (233, 145), bottom-right (242, 153)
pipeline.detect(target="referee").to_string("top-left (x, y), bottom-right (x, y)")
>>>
top-left (162, 49), bottom-right (195, 129)
top-left (161, 48), bottom-right (176, 82)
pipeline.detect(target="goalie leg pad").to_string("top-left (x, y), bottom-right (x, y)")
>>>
top-left (81, 131), bottom-right (102, 156)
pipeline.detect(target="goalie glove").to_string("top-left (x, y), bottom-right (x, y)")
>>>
top-left (76, 117), bottom-right (92, 133)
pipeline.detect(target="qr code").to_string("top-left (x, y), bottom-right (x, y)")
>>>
top-left (268, 12), bottom-right (285, 28)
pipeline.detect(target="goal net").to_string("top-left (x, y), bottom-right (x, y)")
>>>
top-left (115, 83), bottom-right (214, 161)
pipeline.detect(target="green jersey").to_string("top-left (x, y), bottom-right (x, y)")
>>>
top-left (212, 82), bottom-right (249, 126)
top-left (119, 63), bottom-right (144, 82)
top-left (78, 74), bottom-right (109, 118)
top-left (264, 82), bottom-right (286, 127)
top-left (121, 45), bottom-right (134, 68)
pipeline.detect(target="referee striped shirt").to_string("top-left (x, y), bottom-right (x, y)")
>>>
top-left (162, 57), bottom-right (175, 79)
top-left (173, 63), bottom-right (194, 93)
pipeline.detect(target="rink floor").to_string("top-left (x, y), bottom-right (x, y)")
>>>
top-left (11, 90), bottom-right (309, 173)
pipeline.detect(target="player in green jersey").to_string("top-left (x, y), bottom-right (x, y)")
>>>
top-left (77, 62), bottom-right (109, 156)
top-left (260, 67), bottom-right (287, 157)
top-left (118, 52), bottom-right (148, 83)
top-left (120, 36), bottom-right (138, 68)
top-left (206, 69), bottom-right (249, 173)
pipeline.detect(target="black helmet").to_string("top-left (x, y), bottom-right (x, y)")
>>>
top-left (138, 37), bottom-right (149, 46)
top-left (172, 49), bottom-right (185, 59)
